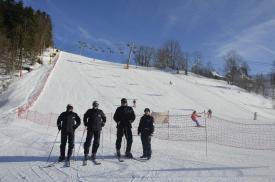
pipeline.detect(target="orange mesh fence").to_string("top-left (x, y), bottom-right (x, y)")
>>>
top-left (18, 110), bottom-right (275, 150)
top-left (17, 53), bottom-right (59, 118)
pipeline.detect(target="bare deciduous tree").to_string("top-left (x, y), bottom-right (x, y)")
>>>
top-left (191, 52), bottom-right (203, 75)
top-left (224, 50), bottom-right (243, 84)
top-left (134, 46), bottom-right (155, 67)
top-left (155, 40), bottom-right (186, 72)
top-left (271, 60), bottom-right (275, 97)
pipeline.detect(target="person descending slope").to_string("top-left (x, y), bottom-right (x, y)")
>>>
top-left (207, 109), bottom-right (212, 119)
top-left (114, 98), bottom-right (136, 158)
top-left (191, 110), bottom-right (201, 127)
top-left (83, 101), bottom-right (106, 164)
top-left (138, 108), bottom-right (154, 160)
top-left (57, 104), bottom-right (81, 166)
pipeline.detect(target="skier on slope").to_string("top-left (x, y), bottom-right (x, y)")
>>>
top-left (114, 98), bottom-right (136, 158)
top-left (83, 101), bottom-right (106, 161)
top-left (191, 110), bottom-right (201, 127)
top-left (138, 108), bottom-right (154, 160)
top-left (57, 104), bottom-right (81, 163)
top-left (207, 109), bottom-right (212, 119)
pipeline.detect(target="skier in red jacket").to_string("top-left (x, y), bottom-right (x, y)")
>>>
top-left (191, 111), bottom-right (201, 127)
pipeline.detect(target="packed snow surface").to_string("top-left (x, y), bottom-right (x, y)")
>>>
top-left (0, 51), bottom-right (274, 181)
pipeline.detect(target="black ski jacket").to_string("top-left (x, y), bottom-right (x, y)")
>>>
top-left (83, 108), bottom-right (106, 131)
top-left (138, 115), bottom-right (154, 135)
top-left (113, 106), bottom-right (135, 128)
top-left (57, 111), bottom-right (81, 133)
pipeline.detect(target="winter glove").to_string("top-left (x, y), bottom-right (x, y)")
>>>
top-left (73, 125), bottom-right (78, 130)
top-left (101, 122), bottom-right (105, 127)
top-left (58, 125), bottom-right (62, 131)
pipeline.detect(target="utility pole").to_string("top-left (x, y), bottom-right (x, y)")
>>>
top-left (126, 42), bottom-right (134, 69)
top-left (78, 41), bottom-right (87, 56)
top-left (185, 53), bottom-right (188, 75)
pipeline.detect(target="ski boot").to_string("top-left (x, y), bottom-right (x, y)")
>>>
top-left (65, 159), bottom-right (70, 167)
top-left (90, 153), bottom-right (96, 161)
top-left (116, 150), bottom-right (121, 158)
top-left (58, 156), bottom-right (65, 162)
top-left (125, 152), bottom-right (133, 159)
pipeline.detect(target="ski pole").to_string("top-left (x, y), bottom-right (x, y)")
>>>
top-left (47, 130), bottom-right (60, 163)
top-left (73, 135), bottom-right (76, 162)
top-left (123, 128), bottom-right (126, 153)
top-left (101, 129), bottom-right (104, 159)
top-left (76, 126), bottom-right (86, 159)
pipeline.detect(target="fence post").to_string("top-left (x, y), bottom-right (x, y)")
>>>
top-left (204, 116), bottom-right (208, 157)
top-left (34, 111), bottom-right (37, 122)
top-left (110, 113), bottom-right (112, 144)
top-left (168, 110), bottom-right (170, 140)
top-left (48, 112), bottom-right (53, 131)
top-left (26, 110), bottom-right (29, 120)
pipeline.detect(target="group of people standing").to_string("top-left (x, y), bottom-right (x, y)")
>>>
top-left (56, 98), bottom-right (154, 164)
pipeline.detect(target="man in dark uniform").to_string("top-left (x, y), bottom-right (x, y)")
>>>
top-left (138, 108), bottom-right (154, 160)
top-left (57, 104), bottom-right (81, 162)
top-left (83, 101), bottom-right (106, 161)
top-left (114, 98), bottom-right (136, 158)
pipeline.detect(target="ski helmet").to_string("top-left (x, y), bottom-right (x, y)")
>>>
top-left (121, 98), bottom-right (127, 104)
top-left (92, 101), bottom-right (99, 108)
top-left (144, 108), bottom-right (150, 112)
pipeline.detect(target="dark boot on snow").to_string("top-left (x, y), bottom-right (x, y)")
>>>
top-left (58, 156), bottom-right (65, 162)
top-left (90, 153), bottom-right (96, 160)
top-left (65, 159), bottom-right (70, 167)
top-left (125, 152), bottom-right (133, 159)
top-left (140, 155), bottom-right (147, 159)
top-left (116, 150), bottom-right (121, 158)
top-left (84, 154), bottom-right (89, 161)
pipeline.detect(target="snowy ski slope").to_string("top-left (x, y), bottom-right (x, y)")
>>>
top-left (33, 52), bottom-right (275, 122)
top-left (0, 51), bottom-right (274, 182)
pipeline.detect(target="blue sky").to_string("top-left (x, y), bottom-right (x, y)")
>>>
top-left (23, 0), bottom-right (275, 74)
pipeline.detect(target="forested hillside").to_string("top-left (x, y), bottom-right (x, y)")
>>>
top-left (0, 0), bottom-right (53, 75)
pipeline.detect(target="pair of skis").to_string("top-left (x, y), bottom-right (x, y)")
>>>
top-left (40, 160), bottom-right (71, 168)
top-left (131, 156), bottom-right (150, 162)
top-left (42, 154), bottom-right (147, 168)
top-left (83, 159), bottom-right (101, 166)
top-left (115, 154), bottom-right (149, 162)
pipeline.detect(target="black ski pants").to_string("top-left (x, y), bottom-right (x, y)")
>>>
top-left (141, 133), bottom-right (152, 157)
top-left (84, 129), bottom-right (101, 155)
top-left (60, 131), bottom-right (75, 159)
top-left (116, 127), bottom-right (133, 154)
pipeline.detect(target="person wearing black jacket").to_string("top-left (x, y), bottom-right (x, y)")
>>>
top-left (57, 104), bottom-right (81, 162)
top-left (113, 98), bottom-right (136, 158)
top-left (83, 101), bottom-right (106, 160)
top-left (138, 108), bottom-right (154, 160)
